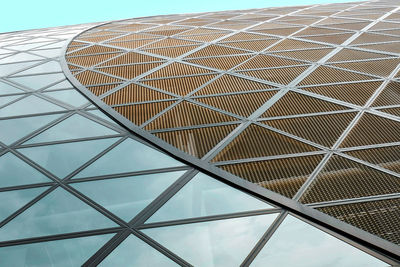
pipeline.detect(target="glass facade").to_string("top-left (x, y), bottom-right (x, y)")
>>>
top-left (0, 1), bottom-right (399, 266)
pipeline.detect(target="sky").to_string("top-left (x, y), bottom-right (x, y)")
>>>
top-left (1, 0), bottom-right (355, 33)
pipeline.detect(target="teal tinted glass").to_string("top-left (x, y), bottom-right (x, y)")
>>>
top-left (0, 95), bottom-right (65, 118)
top-left (0, 62), bottom-right (37, 77)
top-left (0, 186), bottom-right (49, 222)
top-left (0, 153), bottom-right (51, 188)
top-left (0, 95), bottom-right (19, 107)
top-left (148, 173), bottom-right (272, 223)
top-left (0, 53), bottom-right (43, 64)
top-left (75, 138), bottom-right (184, 178)
top-left (45, 80), bottom-right (73, 90)
top-left (9, 73), bottom-right (65, 90)
top-left (18, 138), bottom-right (119, 178)
top-left (17, 61), bottom-right (62, 75)
top-left (0, 234), bottom-right (114, 266)
top-left (86, 110), bottom-right (118, 125)
top-left (31, 49), bottom-right (62, 58)
top-left (143, 213), bottom-right (278, 266)
top-left (26, 114), bottom-right (117, 144)
top-left (72, 171), bottom-right (184, 221)
top-left (0, 113), bottom-right (60, 145)
top-left (100, 234), bottom-right (178, 267)
top-left (0, 81), bottom-right (22, 95)
top-left (250, 215), bottom-right (387, 267)
top-left (43, 90), bottom-right (89, 107)
top-left (0, 187), bottom-right (118, 242)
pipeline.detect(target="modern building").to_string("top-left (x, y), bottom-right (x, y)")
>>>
top-left (0, 0), bottom-right (399, 266)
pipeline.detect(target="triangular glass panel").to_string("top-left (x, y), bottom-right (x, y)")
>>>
top-left (26, 114), bottom-right (117, 144)
top-left (0, 53), bottom-right (44, 64)
top-left (72, 171), bottom-right (185, 222)
top-left (36, 41), bottom-right (66, 49)
top-left (8, 73), bottom-right (65, 90)
top-left (43, 89), bottom-right (89, 107)
top-left (16, 61), bottom-right (62, 75)
top-left (0, 187), bottom-right (118, 242)
top-left (86, 109), bottom-right (118, 125)
top-left (18, 138), bottom-right (119, 178)
top-left (0, 81), bottom-right (22, 95)
top-left (142, 213), bottom-right (278, 266)
top-left (44, 79), bottom-right (73, 90)
top-left (99, 234), bottom-right (177, 267)
top-left (30, 48), bottom-right (61, 58)
top-left (0, 113), bottom-right (60, 145)
top-left (74, 138), bottom-right (184, 179)
top-left (0, 95), bottom-right (19, 107)
top-left (250, 215), bottom-right (387, 267)
top-left (0, 186), bottom-right (49, 222)
top-left (148, 172), bottom-right (272, 223)
top-left (0, 234), bottom-right (114, 266)
top-left (5, 42), bottom-right (53, 51)
top-left (0, 95), bottom-right (65, 118)
top-left (0, 153), bottom-right (51, 188)
top-left (0, 61), bottom-right (38, 77)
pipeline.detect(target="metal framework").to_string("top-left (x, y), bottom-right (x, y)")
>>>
top-left (0, 1), bottom-right (399, 266)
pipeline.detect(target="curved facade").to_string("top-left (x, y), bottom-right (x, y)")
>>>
top-left (0, 0), bottom-right (399, 266)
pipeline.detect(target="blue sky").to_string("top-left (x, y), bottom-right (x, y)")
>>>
top-left (2, 0), bottom-right (354, 33)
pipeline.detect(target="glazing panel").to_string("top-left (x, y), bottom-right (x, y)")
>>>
top-left (0, 186), bottom-right (49, 222)
top-left (31, 48), bottom-right (62, 58)
top-left (142, 213), bottom-right (278, 266)
top-left (43, 90), bottom-right (89, 107)
top-left (0, 187), bottom-right (117, 242)
top-left (250, 215), bottom-right (388, 267)
top-left (18, 138), bottom-right (119, 178)
top-left (86, 110), bottom-right (118, 125)
top-left (72, 171), bottom-right (184, 222)
top-left (0, 95), bottom-right (65, 118)
top-left (148, 173), bottom-right (272, 223)
top-left (44, 80), bottom-right (73, 90)
top-left (0, 95), bottom-right (19, 107)
top-left (74, 138), bottom-right (184, 179)
top-left (100, 234), bottom-right (178, 267)
top-left (0, 113), bottom-right (61, 145)
top-left (0, 81), bottom-right (22, 95)
top-left (0, 153), bottom-right (51, 188)
top-left (0, 62), bottom-right (37, 77)
top-left (0, 234), bottom-right (114, 266)
top-left (26, 114), bottom-right (117, 144)
top-left (6, 42), bottom-right (53, 51)
top-left (16, 61), bottom-right (62, 75)
top-left (9, 73), bottom-right (65, 90)
top-left (0, 53), bottom-right (43, 64)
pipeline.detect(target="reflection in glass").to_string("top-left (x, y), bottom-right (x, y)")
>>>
top-left (0, 62), bottom-right (37, 78)
top-left (0, 113), bottom-right (60, 145)
top-left (74, 138), bottom-right (184, 178)
top-left (26, 114), bottom-right (117, 144)
top-left (44, 89), bottom-right (88, 107)
top-left (0, 233), bottom-right (113, 266)
top-left (0, 186), bottom-right (49, 222)
top-left (9, 73), bottom-right (65, 90)
top-left (72, 171), bottom-right (184, 222)
top-left (0, 187), bottom-right (117, 242)
top-left (31, 48), bottom-right (62, 58)
top-left (17, 61), bottom-right (62, 75)
top-left (143, 213), bottom-right (278, 266)
top-left (0, 53), bottom-right (43, 64)
top-left (0, 95), bottom-right (64, 118)
top-left (148, 173), bottom-right (272, 223)
top-left (251, 215), bottom-right (387, 267)
top-left (44, 80), bottom-right (73, 90)
top-left (0, 95), bottom-right (19, 107)
top-left (100, 234), bottom-right (178, 266)
top-left (18, 138), bottom-right (119, 178)
top-left (0, 153), bottom-right (51, 188)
